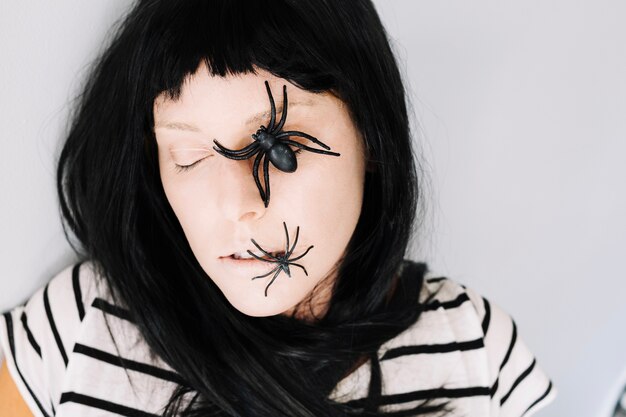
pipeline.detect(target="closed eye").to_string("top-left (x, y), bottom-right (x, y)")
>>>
top-left (175, 148), bottom-right (301, 174)
top-left (174, 156), bottom-right (209, 173)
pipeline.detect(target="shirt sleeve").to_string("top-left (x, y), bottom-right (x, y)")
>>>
top-left (465, 286), bottom-right (558, 417)
top-left (0, 262), bottom-right (90, 417)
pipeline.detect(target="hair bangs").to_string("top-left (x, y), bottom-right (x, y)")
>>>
top-left (143, 0), bottom-right (338, 103)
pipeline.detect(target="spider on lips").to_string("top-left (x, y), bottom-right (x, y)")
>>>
top-left (212, 80), bottom-right (340, 207)
top-left (247, 222), bottom-right (314, 297)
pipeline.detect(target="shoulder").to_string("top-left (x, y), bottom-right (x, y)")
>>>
top-left (0, 261), bottom-right (182, 416)
top-left (414, 274), bottom-right (558, 416)
top-left (333, 265), bottom-right (557, 416)
top-left (0, 260), bottom-right (104, 417)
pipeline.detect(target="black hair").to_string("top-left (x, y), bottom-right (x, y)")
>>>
top-left (57, 0), bottom-right (455, 415)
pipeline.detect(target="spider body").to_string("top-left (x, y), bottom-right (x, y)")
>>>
top-left (253, 127), bottom-right (297, 172)
top-left (213, 80), bottom-right (340, 207)
top-left (248, 222), bottom-right (314, 297)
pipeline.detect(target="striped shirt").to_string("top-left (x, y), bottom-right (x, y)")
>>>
top-left (0, 261), bottom-right (557, 416)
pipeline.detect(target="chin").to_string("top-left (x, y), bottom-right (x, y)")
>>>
top-left (224, 292), bottom-right (299, 318)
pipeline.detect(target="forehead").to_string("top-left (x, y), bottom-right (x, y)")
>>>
top-left (153, 65), bottom-right (341, 136)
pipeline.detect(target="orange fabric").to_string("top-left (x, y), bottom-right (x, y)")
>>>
top-left (0, 359), bottom-right (34, 417)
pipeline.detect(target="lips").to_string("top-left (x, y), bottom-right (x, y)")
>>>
top-left (221, 245), bottom-right (285, 259)
top-left (218, 253), bottom-right (281, 275)
top-left (219, 244), bottom-right (279, 269)
top-left (230, 249), bottom-right (285, 260)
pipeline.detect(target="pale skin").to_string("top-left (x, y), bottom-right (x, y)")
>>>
top-left (154, 64), bottom-right (368, 320)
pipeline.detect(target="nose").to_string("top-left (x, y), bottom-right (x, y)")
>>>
top-left (216, 156), bottom-right (268, 223)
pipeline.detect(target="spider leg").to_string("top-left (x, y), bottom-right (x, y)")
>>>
top-left (287, 244), bottom-right (314, 262)
top-left (252, 152), bottom-right (266, 202)
top-left (264, 81), bottom-right (277, 132)
top-left (262, 154), bottom-right (270, 207)
top-left (246, 252), bottom-right (279, 264)
top-left (249, 239), bottom-right (280, 262)
top-left (281, 262), bottom-right (292, 278)
top-left (282, 222), bottom-right (290, 256)
top-left (275, 130), bottom-right (332, 150)
top-left (214, 148), bottom-right (259, 160)
top-left (286, 226), bottom-right (300, 257)
top-left (287, 262), bottom-right (308, 276)
top-left (272, 85), bottom-right (288, 133)
top-left (249, 238), bottom-right (280, 260)
top-left (213, 141), bottom-right (260, 160)
top-left (264, 268), bottom-right (283, 297)
top-left (279, 139), bottom-right (341, 157)
top-left (251, 265), bottom-right (280, 280)
top-left (213, 139), bottom-right (259, 156)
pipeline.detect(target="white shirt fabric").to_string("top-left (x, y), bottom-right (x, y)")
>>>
top-left (0, 261), bottom-right (557, 416)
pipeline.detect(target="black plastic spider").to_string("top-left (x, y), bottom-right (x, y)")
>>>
top-left (212, 80), bottom-right (340, 207)
top-left (247, 222), bottom-right (314, 297)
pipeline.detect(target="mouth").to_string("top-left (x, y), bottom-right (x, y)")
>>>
top-left (228, 250), bottom-right (286, 261)
top-left (218, 250), bottom-right (287, 275)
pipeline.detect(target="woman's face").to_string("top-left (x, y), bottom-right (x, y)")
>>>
top-left (153, 64), bottom-right (366, 318)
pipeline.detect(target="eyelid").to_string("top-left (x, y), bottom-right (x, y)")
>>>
top-left (170, 147), bottom-right (214, 153)
top-left (170, 148), bottom-right (214, 172)
top-left (174, 157), bottom-right (208, 173)
top-left (169, 147), bottom-right (214, 160)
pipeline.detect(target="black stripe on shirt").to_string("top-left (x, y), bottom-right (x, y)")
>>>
top-left (91, 298), bottom-right (134, 323)
top-left (3, 312), bottom-right (52, 417)
top-left (364, 352), bottom-right (382, 413)
top-left (59, 391), bottom-right (160, 417)
top-left (490, 376), bottom-right (499, 398)
top-left (422, 292), bottom-right (470, 312)
top-left (481, 296), bottom-right (491, 335)
top-left (381, 337), bottom-right (485, 361)
top-left (346, 385), bottom-right (491, 408)
top-left (500, 357), bottom-right (537, 405)
top-left (498, 319), bottom-right (518, 373)
top-left (43, 282), bottom-right (69, 367)
top-left (73, 343), bottom-right (188, 386)
top-left (486, 300), bottom-right (517, 399)
top-left (19, 311), bottom-right (42, 358)
top-left (523, 380), bottom-right (555, 415)
top-left (72, 261), bottom-right (85, 322)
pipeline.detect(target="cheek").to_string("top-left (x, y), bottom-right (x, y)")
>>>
top-left (158, 166), bottom-right (214, 247)
top-left (285, 150), bottom-right (365, 257)
top-left (158, 150), bottom-right (212, 216)
top-left (305, 145), bottom-right (364, 208)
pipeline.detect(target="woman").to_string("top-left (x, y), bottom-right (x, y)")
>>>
top-left (0, 1), bottom-right (557, 416)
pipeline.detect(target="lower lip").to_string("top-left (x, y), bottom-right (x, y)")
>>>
top-left (218, 255), bottom-right (278, 275)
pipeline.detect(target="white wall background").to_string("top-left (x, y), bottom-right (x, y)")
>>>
top-left (1, 1), bottom-right (624, 416)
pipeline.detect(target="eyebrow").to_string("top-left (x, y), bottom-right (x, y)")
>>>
top-left (155, 99), bottom-right (316, 133)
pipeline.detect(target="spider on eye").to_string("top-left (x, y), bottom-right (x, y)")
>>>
top-left (212, 80), bottom-right (340, 207)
